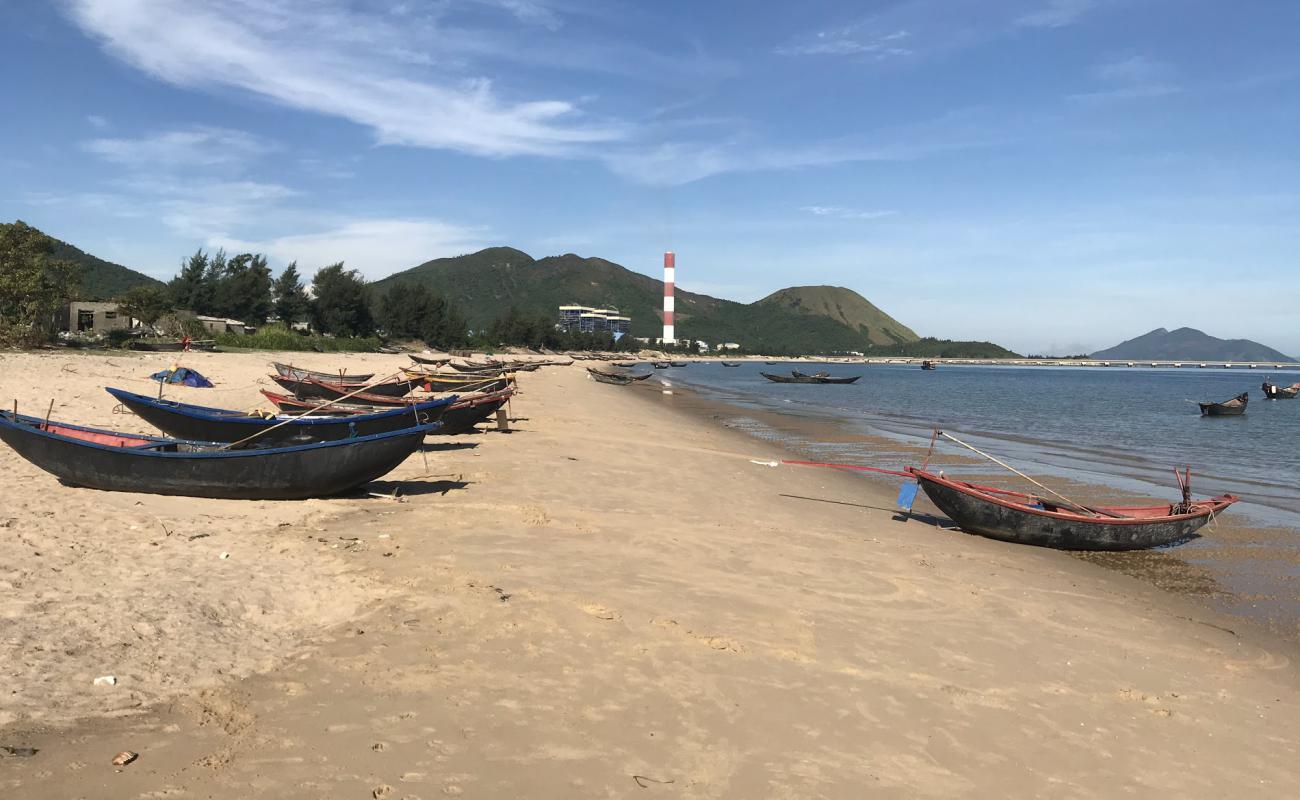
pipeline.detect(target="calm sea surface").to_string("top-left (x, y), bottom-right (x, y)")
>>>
top-left (661, 362), bottom-right (1300, 527)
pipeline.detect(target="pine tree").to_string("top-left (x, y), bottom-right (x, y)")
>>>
top-left (272, 262), bottom-right (310, 326)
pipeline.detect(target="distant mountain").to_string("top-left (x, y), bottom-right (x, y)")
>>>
top-left (3, 221), bottom-right (164, 300)
top-left (372, 247), bottom-right (938, 354)
top-left (758, 285), bottom-right (918, 346)
top-left (1091, 327), bottom-right (1296, 362)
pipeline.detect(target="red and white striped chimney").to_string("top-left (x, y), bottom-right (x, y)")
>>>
top-left (662, 251), bottom-right (675, 344)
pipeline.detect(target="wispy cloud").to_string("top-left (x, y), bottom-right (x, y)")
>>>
top-left (776, 29), bottom-right (911, 58)
top-left (215, 219), bottom-right (489, 278)
top-left (801, 206), bottom-right (896, 220)
top-left (1068, 54), bottom-right (1180, 102)
top-left (1014, 0), bottom-right (1095, 29)
top-left (86, 114), bottom-right (109, 129)
top-left (82, 126), bottom-right (276, 169)
top-left (63, 0), bottom-right (624, 158)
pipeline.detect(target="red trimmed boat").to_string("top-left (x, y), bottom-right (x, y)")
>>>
top-left (906, 468), bottom-right (1237, 551)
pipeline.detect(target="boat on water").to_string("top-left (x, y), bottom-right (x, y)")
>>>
top-left (613, 362), bottom-right (638, 368)
top-left (272, 362), bottom-right (375, 383)
top-left (107, 387), bottom-right (454, 444)
top-left (721, 361), bottom-right (741, 367)
top-left (764, 370), bottom-right (861, 385)
top-left (652, 362), bottom-right (670, 369)
top-left (1198, 392), bottom-right (1249, 416)
top-left (907, 468), bottom-right (1237, 551)
top-left (921, 360), bottom-right (937, 370)
top-left (1262, 380), bottom-right (1299, 399)
top-left (0, 411), bottom-right (434, 499)
top-left (669, 361), bottom-right (689, 367)
top-left (261, 389), bottom-right (514, 436)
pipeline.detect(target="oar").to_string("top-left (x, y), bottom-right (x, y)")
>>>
top-left (220, 369), bottom-right (410, 450)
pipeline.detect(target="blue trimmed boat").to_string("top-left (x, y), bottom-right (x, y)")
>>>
top-left (107, 387), bottom-right (454, 444)
top-left (0, 412), bottom-right (435, 499)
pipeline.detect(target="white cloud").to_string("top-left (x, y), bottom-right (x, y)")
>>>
top-left (776, 29), bottom-right (911, 58)
top-left (801, 206), bottom-right (896, 220)
top-left (86, 114), bottom-right (109, 129)
top-left (214, 219), bottom-right (490, 279)
top-left (1014, 0), bottom-right (1094, 29)
top-left (64, 0), bottom-right (623, 158)
top-left (83, 127), bottom-right (276, 169)
top-left (1068, 55), bottom-right (1179, 103)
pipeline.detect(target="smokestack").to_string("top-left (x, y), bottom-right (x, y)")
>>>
top-left (662, 251), bottom-right (675, 344)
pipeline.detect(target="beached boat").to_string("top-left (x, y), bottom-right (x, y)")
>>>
top-left (588, 370), bottom-right (635, 385)
top-left (272, 362), bottom-right (375, 383)
top-left (271, 374), bottom-right (418, 401)
top-left (106, 387), bottom-right (454, 444)
top-left (764, 371), bottom-right (860, 385)
top-left (613, 361), bottom-right (638, 368)
top-left (446, 360), bottom-right (505, 373)
top-left (402, 372), bottom-right (514, 392)
top-left (906, 468), bottom-right (1237, 551)
top-left (408, 353), bottom-right (451, 366)
top-left (1198, 392), bottom-right (1249, 416)
top-left (1262, 381), bottom-right (1299, 399)
top-left (261, 389), bottom-right (513, 435)
top-left (0, 411), bottom-right (434, 499)
top-left (129, 338), bottom-right (215, 352)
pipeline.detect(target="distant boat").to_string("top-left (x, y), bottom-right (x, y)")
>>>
top-left (764, 361), bottom-right (780, 365)
top-left (721, 361), bottom-right (741, 367)
top-left (1198, 392), bottom-right (1248, 416)
top-left (1262, 381), bottom-right (1300, 400)
top-left (908, 468), bottom-right (1237, 551)
top-left (613, 361), bottom-right (637, 367)
top-left (652, 361), bottom-right (669, 369)
top-left (762, 370), bottom-right (860, 385)
top-left (273, 362), bottom-right (375, 383)
top-left (669, 361), bottom-right (689, 367)
top-left (921, 360), bottom-right (937, 371)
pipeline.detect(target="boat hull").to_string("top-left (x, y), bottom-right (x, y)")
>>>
top-left (0, 413), bottom-right (432, 499)
top-left (107, 387), bottom-right (452, 444)
top-left (911, 471), bottom-right (1232, 551)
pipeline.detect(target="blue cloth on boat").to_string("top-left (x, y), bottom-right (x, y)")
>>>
top-left (149, 367), bottom-right (213, 388)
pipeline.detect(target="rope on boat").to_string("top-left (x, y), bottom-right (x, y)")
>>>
top-left (936, 431), bottom-right (1108, 516)
top-left (779, 460), bottom-right (912, 478)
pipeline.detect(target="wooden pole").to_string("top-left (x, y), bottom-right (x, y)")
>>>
top-left (220, 370), bottom-right (410, 450)
top-left (43, 399), bottom-right (55, 431)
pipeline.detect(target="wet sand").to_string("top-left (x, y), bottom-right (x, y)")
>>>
top-left (2, 351), bottom-right (1299, 798)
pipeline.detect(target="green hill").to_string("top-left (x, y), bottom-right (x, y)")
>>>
top-left (372, 247), bottom-right (998, 355)
top-left (758, 285), bottom-right (918, 345)
top-left (3, 221), bottom-right (164, 300)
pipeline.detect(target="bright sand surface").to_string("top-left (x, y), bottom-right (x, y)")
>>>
top-left (1, 350), bottom-right (1298, 798)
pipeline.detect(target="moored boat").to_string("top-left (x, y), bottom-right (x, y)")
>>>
top-left (1198, 392), bottom-right (1249, 416)
top-left (763, 370), bottom-right (860, 385)
top-left (107, 387), bottom-right (454, 444)
top-left (0, 411), bottom-right (434, 499)
top-left (721, 361), bottom-right (741, 367)
top-left (907, 468), bottom-right (1237, 551)
top-left (1262, 380), bottom-right (1299, 399)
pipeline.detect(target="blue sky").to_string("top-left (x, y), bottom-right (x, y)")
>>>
top-left (2, 0), bottom-right (1298, 355)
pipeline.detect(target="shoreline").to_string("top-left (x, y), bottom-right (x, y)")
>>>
top-left (3, 352), bottom-right (1300, 797)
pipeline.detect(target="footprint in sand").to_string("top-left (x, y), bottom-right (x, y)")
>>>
top-left (582, 603), bottom-right (618, 621)
top-left (373, 785), bottom-right (394, 799)
top-left (521, 506), bottom-right (551, 527)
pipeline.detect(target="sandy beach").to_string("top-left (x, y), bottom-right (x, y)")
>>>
top-left (2, 349), bottom-right (1299, 798)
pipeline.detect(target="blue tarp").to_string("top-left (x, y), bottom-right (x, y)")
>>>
top-left (149, 367), bottom-right (213, 388)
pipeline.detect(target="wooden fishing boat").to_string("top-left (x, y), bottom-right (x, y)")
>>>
top-left (408, 353), bottom-right (452, 365)
top-left (1262, 381), bottom-right (1300, 399)
top-left (589, 371), bottom-right (635, 385)
top-left (762, 371), bottom-right (860, 385)
top-left (273, 362), bottom-right (375, 383)
top-left (271, 374), bottom-right (417, 400)
top-left (1198, 392), bottom-right (1249, 416)
top-left (0, 411), bottom-right (434, 499)
top-left (721, 361), bottom-right (741, 367)
top-left (446, 360), bottom-right (505, 373)
top-left (921, 360), bottom-right (937, 370)
top-left (260, 389), bottom-right (513, 435)
top-left (652, 362), bottom-right (669, 369)
top-left (401, 371), bottom-right (513, 392)
top-left (669, 361), bottom-right (689, 367)
top-left (906, 468), bottom-right (1237, 551)
top-left (613, 362), bottom-right (638, 368)
top-left (129, 338), bottom-right (215, 352)
top-left (106, 387), bottom-right (454, 444)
